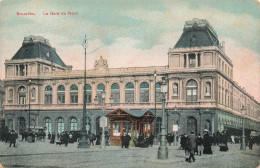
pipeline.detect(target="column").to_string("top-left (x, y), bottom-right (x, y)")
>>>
top-left (187, 54), bottom-right (190, 67)
top-left (120, 82), bottom-right (124, 104)
top-left (211, 114), bottom-right (214, 133)
top-left (149, 80), bottom-right (153, 103)
top-left (105, 81), bottom-right (110, 103)
top-left (65, 84), bottom-right (70, 104)
top-left (135, 80), bottom-right (139, 103)
top-left (78, 82), bottom-right (83, 104)
top-left (91, 82), bottom-right (96, 104)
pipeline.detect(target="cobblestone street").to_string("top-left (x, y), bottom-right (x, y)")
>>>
top-left (0, 140), bottom-right (259, 168)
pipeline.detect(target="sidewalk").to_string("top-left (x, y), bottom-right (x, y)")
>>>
top-left (0, 140), bottom-right (142, 157)
top-left (0, 140), bottom-right (259, 162)
top-left (144, 143), bottom-right (260, 164)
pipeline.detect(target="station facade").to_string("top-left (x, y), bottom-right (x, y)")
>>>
top-left (3, 18), bottom-right (260, 138)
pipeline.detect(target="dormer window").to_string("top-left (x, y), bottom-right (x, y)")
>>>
top-left (46, 52), bottom-right (51, 57)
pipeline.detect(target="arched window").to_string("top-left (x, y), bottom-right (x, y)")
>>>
top-left (70, 85), bottom-right (78, 103)
top-left (31, 119), bottom-right (36, 128)
top-left (187, 116), bottom-right (197, 134)
top-left (70, 118), bottom-right (78, 131)
top-left (155, 82), bottom-right (162, 102)
top-left (96, 84), bottom-right (105, 104)
top-left (186, 80), bottom-right (198, 101)
top-left (8, 119), bottom-right (13, 130)
top-left (8, 89), bottom-right (13, 102)
top-left (140, 82), bottom-right (149, 102)
top-left (57, 118), bottom-right (64, 133)
top-left (111, 83), bottom-right (120, 103)
top-left (57, 85), bottom-right (65, 104)
top-left (205, 119), bottom-right (211, 131)
top-left (205, 82), bottom-right (211, 97)
top-left (85, 84), bottom-right (92, 103)
top-left (45, 86), bottom-right (52, 104)
top-left (18, 86), bottom-right (26, 104)
top-left (125, 82), bottom-right (134, 103)
top-left (173, 83), bottom-right (178, 97)
top-left (44, 118), bottom-right (52, 134)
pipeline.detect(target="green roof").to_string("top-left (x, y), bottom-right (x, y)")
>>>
top-left (11, 36), bottom-right (66, 67)
top-left (174, 18), bottom-right (220, 49)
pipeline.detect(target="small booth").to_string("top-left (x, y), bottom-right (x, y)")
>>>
top-left (106, 108), bottom-right (155, 146)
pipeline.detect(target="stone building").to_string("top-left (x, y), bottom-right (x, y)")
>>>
top-left (4, 19), bottom-right (260, 138)
top-left (0, 80), bottom-right (5, 129)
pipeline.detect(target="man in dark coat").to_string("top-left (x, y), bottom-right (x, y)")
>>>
top-left (63, 131), bottom-right (69, 147)
top-left (203, 129), bottom-right (213, 154)
top-left (187, 131), bottom-right (197, 163)
top-left (124, 133), bottom-right (131, 148)
top-left (9, 130), bottom-right (17, 147)
top-left (249, 136), bottom-right (254, 150)
top-left (50, 132), bottom-right (55, 144)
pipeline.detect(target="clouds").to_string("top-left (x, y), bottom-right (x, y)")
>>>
top-left (0, 0), bottom-right (259, 102)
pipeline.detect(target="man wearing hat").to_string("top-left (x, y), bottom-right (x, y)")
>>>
top-left (187, 131), bottom-right (197, 163)
top-left (203, 129), bottom-right (213, 154)
top-left (9, 130), bottom-right (17, 147)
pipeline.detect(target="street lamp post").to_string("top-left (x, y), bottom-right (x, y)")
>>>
top-left (158, 77), bottom-right (168, 159)
top-left (240, 106), bottom-right (246, 151)
top-left (153, 70), bottom-right (158, 145)
top-left (100, 90), bottom-right (106, 149)
top-left (78, 35), bottom-right (90, 148)
top-left (27, 79), bottom-right (33, 143)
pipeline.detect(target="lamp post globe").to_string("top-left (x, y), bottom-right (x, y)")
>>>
top-left (157, 77), bottom-right (168, 159)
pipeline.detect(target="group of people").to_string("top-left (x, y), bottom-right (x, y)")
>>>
top-left (180, 129), bottom-right (231, 163)
top-left (89, 131), bottom-right (110, 146)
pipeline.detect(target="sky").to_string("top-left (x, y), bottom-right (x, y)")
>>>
top-left (0, 0), bottom-right (259, 102)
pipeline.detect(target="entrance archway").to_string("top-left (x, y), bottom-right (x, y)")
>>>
top-left (187, 116), bottom-right (197, 135)
top-left (18, 117), bottom-right (26, 131)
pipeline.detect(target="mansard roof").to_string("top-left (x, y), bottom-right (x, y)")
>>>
top-left (174, 18), bottom-right (220, 49)
top-left (11, 35), bottom-right (66, 67)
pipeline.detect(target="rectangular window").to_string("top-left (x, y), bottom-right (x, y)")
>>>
top-left (125, 90), bottom-right (134, 103)
top-left (111, 91), bottom-right (120, 103)
top-left (58, 94), bottom-right (65, 104)
top-left (70, 94), bottom-right (78, 103)
top-left (140, 90), bottom-right (149, 102)
top-left (156, 90), bottom-right (162, 102)
top-left (189, 54), bottom-right (196, 67)
top-left (198, 54), bottom-right (200, 67)
top-left (113, 122), bottom-right (121, 136)
top-left (184, 55), bottom-right (187, 68)
top-left (45, 95), bottom-right (52, 104)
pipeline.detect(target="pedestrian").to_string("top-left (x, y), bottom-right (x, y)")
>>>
top-left (219, 131), bottom-right (228, 151)
top-left (50, 132), bottom-right (55, 144)
top-left (90, 133), bottom-right (95, 146)
top-left (48, 132), bottom-right (51, 140)
top-left (249, 136), bottom-right (254, 150)
top-left (197, 134), bottom-right (204, 156)
top-left (203, 129), bottom-right (213, 154)
top-left (121, 132), bottom-right (126, 148)
top-left (63, 131), bottom-right (69, 147)
top-left (9, 130), bottom-right (17, 147)
top-left (187, 131), bottom-right (196, 163)
top-left (125, 133), bottom-right (131, 148)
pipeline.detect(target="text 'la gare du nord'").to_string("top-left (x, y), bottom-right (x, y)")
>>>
top-left (16, 12), bottom-right (78, 15)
